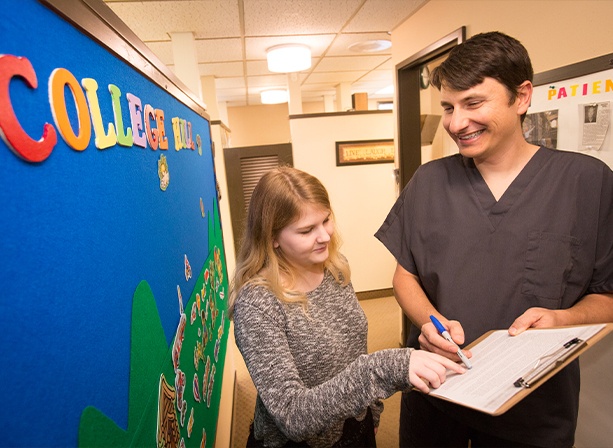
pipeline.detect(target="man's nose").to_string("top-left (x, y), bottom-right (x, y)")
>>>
top-left (446, 108), bottom-right (469, 135)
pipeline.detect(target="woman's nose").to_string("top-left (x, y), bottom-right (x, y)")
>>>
top-left (316, 225), bottom-right (331, 242)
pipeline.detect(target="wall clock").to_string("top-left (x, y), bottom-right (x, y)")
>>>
top-left (420, 65), bottom-right (431, 89)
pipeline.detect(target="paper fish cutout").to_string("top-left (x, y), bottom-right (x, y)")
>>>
top-left (177, 285), bottom-right (183, 314)
top-left (187, 407), bottom-right (194, 437)
top-left (172, 314), bottom-right (186, 371)
top-left (156, 374), bottom-right (180, 447)
top-left (158, 154), bottom-right (170, 191)
top-left (193, 372), bottom-right (201, 402)
top-left (175, 369), bottom-right (186, 410)
top-left (184, 254), bottom-right (192, 281)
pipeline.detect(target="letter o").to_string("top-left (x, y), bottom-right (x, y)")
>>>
top-left (49, 68), bottom-right (91, 151)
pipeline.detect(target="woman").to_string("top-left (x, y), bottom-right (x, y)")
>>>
top-left (229, 167), bottom-right (464, 447)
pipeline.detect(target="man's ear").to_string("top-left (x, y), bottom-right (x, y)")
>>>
top-left (516, 80), bottom-right (533, 115)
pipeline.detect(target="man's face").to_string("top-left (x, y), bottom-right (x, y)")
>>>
top-left (587, 107), bottom-right (596, 120)
top-left (440, 77), bottom-right (529, 163)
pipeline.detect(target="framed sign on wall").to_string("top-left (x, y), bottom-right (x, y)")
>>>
top-left (335, 139), bottom-right (395, 166)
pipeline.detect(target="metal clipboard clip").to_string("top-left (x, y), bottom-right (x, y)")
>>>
top-left (514, 337), bottom-right (586, 388)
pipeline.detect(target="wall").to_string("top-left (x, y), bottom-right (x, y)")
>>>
top-left (392, 0), bottom-right (613, 74)
top-left (290, 112), bottom-right (396, 292)
top-left (227, 103), bottom-right (291, 147)
top-left (390, 2), bottom-right (613, 446)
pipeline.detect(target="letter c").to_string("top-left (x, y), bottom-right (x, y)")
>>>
top-left (0, 55), bottom-right (57, 162)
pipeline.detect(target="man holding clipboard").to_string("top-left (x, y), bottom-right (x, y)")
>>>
top-left (376, 31), bottom-right (613, 447)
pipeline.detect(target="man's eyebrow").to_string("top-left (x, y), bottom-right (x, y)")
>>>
top-left (440, 94), bottom-right (484, 106)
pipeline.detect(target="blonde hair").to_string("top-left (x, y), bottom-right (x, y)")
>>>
top-left (228, 166), bottom-right (350, 316)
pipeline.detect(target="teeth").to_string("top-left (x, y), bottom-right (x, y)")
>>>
top-left (459, 130), bottom-right (484, 140)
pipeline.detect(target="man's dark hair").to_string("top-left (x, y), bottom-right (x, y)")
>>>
top-left (431, 31), bottom-right (533, 105)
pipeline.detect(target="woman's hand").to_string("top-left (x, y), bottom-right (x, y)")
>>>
top-left (409, 350), bottom-right (466, 393)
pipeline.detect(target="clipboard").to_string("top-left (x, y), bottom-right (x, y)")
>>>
top-left (427, 323), bottom-right (613, 416)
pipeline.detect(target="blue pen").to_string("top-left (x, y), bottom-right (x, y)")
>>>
top-left (430, 315), bottom-right (473, 369)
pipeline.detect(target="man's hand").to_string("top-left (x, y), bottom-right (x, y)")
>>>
top-left (508, 307), bottom-right (568, 336)
top-left (418, 318), bottom-right (472, 363)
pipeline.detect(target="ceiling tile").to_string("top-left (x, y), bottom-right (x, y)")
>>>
top-left (198, 61), bottom-right (244, 78)
top-left (245, 60), bottom-right (272, 77)
top-left (247, 74), bottom-right (289, 89)
top-left (314, 55), bottom-right (390, 72)
top-left (243, 0), bottom-right (363, 35)
top-left (106, 1), bottom-right (241, 41)
top-left (215, 78), bottom-right (246, 89)
top-left (194, 38), bottom-right (243, 63)
top-left (306, 71), bottom-right (364, 84)
top-left (344, 0), bottom-right (427, 32)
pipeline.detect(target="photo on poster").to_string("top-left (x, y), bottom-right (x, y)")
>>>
top-left (523, 110), bottom-right (558, 148)
top-left (580, 101), bottom-right (610, 151)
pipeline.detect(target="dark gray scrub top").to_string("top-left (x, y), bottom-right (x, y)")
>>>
top-left (376, 146), bottom-right (613, 446)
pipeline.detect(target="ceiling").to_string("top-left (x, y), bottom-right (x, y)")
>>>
top-left (102, 0), bottom-right (427, 108)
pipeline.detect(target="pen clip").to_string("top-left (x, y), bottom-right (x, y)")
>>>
top-left (513, 338), bottom-right (585, 388)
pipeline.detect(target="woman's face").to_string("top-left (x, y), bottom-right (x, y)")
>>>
top-left (273, 203), bottom-right (334, 271)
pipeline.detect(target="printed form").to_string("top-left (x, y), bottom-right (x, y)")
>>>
top-left (428, 324), bottom-right (606, 414)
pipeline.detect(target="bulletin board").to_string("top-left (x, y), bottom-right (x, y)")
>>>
top-left (526, 53), bottom-right (613, 169)
top-left (0, 0), bottom-right (230, 447)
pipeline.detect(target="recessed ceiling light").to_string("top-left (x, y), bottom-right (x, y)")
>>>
top-left (348, 39), bottom-right (392, 53)
top-left (261, 89), bottom-right (289, 104)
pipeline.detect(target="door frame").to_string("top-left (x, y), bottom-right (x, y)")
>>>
top-left (396, 27), bottom-right (465, 189)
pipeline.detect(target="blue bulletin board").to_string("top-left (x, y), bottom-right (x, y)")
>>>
top-left (0, 0), bottom-right (230, 446)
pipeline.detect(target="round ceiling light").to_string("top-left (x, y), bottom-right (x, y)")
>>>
top-left (266, 44), bottom-right (311, 73)
top-left (260, 89), bottom-right (289, 104)
top-left (348, 39), bottom-right (392, 53)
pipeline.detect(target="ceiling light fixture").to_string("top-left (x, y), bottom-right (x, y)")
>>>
top-left (266, 44), bottom-right (311, 73)
top-left (260, 89), bottom-right (289, 104)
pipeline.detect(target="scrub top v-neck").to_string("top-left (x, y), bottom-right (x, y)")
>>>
top-left (463, 147), bottom-right (549, 230)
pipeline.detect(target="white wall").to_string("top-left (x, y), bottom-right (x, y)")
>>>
top-left (290, 112), bottom-right (397, 292)
top-left (391, 1), bottom-right (613, 75)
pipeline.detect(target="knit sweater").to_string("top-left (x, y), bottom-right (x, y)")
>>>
top-left (233, 271), bottom-right (413, 447)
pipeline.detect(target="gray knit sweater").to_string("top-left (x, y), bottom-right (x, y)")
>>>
top-left (233, 271), bottom-right (413, 447)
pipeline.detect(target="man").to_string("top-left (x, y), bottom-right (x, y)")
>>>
top-left (585, 105), bottom-right (597, 123)
top-left (376, 32), bottom-right (613, 447)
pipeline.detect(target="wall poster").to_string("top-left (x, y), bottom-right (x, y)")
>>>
top-left (0, 0), bottom-right (230, 446)
top-left (526, 54), bottom-right (613, 169)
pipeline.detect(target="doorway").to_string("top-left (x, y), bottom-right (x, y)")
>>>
top-left (395, 27), bottom-right (465, 189)
top-left (223, 143), bottom-right (293, 254)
